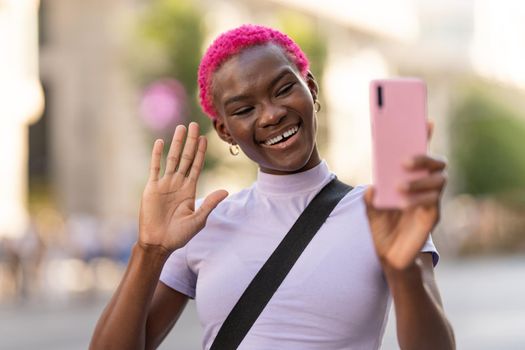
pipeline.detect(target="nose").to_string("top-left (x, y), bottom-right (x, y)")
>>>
top-left (258, 102), bottom-right (286, 127)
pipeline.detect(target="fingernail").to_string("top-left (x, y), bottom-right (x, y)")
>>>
top-left (398, 182), bottom-right (409, 192)
top-left (403, 158), bottom-right (414, 168)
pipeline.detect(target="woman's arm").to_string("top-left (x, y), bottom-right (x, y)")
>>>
top-left (383, 253), bottom-right (455, 350)
top-left (89, 243), bottom-right (187, 350)
top-left (145, 281), bottom-right (189, 349)
top-left (364, 152), bottom-right (456, 349)
top-left (364, 121), bottom-right (455, 349)
top-left (89, 123), bottom-right (227, 349)
top-left (364, 154), bottom-right (456, 349)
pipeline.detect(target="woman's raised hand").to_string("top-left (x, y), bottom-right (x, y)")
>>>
top-left (139, 122), bottom-right (228, 253)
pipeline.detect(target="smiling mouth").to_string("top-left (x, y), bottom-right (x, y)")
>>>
top-left (263, 125), bottom-right (300, 146)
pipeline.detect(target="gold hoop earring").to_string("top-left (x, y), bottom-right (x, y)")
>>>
top-left (229, 144), bottom-right (240, 156)
top-left (314, 100), bottom-right (321, 113)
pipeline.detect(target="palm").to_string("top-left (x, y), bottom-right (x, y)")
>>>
top-left (140, 180), bottom-right (198, 249)
top-left (366, 201), bottom-right (438, 270)
top-left (139, 123), bottom-right (228, 252)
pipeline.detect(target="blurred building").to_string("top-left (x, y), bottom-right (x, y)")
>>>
top-left (37, 0), bottom-right (147, 222)
top-left (471, 0), bottom-right (525, 89)
top-left (0, 0), bottom-right (43, 238)
top-left (199, 0), bottom-right (475, 184)
top-left (2, 0), bottom-right (525, 243)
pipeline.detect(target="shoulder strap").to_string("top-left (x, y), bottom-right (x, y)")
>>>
top-left (210, 177), bottom-right (353, 350)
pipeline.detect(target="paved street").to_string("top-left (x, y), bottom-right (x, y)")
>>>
top-left (383, 256), bottom-right (525, 349)
top-left (2, 256), bottom-right (525, 350)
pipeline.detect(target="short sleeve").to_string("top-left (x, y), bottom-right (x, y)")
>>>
top-left (420, 234), bottom-right (440, 266)
top-left (159, 244), bottom-right (197, 298)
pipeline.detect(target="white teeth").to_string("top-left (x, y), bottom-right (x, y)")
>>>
top-left (264, 126), bottom-right (299, 145)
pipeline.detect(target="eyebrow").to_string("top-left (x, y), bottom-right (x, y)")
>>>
top-left (223, 69), bottom-right (294, 108)
top-left (224, 94), bottom-right (250, 108)
top-left (269, 69), bottom-right (293, 90)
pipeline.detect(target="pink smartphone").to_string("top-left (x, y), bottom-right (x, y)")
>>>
top-left (369, 78), bottom-right (428, 208)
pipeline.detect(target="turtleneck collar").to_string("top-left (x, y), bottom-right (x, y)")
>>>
top-left (254, 160), bottom-right (332, 195)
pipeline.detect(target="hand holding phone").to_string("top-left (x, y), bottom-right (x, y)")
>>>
top-left (369, 78), bottom-right (428, 209)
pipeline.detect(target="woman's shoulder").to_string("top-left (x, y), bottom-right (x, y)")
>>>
top-left (339, 182), bottom-right (368, 200)
top-left (187, 186), bottom-right (256, 246)
top-left (331, 182), bottom-right (369, 212)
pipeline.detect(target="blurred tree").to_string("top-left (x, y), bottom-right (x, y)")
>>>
top-left (277, 11), bottom-right (328, 149)
top-left (278, 11), bottom-right (327, 84)
top-left (450, 86), bottom-right (525, 206)
top-left (135, 0), bottom-right (208, 132)
top-left (133, 0), bottom-right (221, 170)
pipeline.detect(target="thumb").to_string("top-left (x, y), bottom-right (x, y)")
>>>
top-left (364, 186), bottom-right (375, 208)
top-left (364, 186), bottom-right (380, 219)
top-left (194, 189), bottom-right (228, 223)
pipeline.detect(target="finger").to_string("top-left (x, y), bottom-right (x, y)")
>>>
top-left (193, 189), bottom-right (229, 223)
top-left (403, 191), bottom-right (441, 208)
top-left (149, 139), bottom-right (164, 181)
top-left (399, 172), bottom-right (447, 193)
top-left (187, 136), bottom-right (207, 183)
top-left (165, 124), bottom-right (187, 175)
top-left (404, 155), bottom-right (447, 172)
top-left (177, 122), bottom-right (200, 176)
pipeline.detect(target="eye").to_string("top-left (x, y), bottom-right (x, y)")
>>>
top-left (276, 82), bottom-right (295, 96)
top-left (232, 106), bottom-right (254, 116)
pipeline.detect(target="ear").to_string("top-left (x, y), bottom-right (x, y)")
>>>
top-left (305, 71), bottom-right (319, 102)
top-left (213, 117), bottom-right (235, 144)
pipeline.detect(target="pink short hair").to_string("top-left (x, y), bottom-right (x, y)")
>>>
top-left (198, 24), bottom-right (310, 120)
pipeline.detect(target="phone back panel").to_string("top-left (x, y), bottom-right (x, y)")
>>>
top-left (369, 78), bottom-right (428, 208)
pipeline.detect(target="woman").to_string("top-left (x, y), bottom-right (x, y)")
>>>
top-left (90, 24), bottom-right (455, 349)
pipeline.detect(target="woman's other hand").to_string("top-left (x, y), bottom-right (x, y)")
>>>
top-left (139, 122), bottom-right (228, 253)
top-left (364, 121), bottom-right (447, 270)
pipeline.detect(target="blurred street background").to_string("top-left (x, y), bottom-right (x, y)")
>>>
top-left (1, 0), bottom-right (525, 349)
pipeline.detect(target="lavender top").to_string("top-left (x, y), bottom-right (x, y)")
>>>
top-left (160, 161), bottom-right (438, 349)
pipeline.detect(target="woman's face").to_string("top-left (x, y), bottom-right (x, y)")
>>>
top-left (212, 44), bottom-right (321, 175)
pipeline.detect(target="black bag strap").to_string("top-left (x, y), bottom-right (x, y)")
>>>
top-left (210, 177), bottom-right (353, 350)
